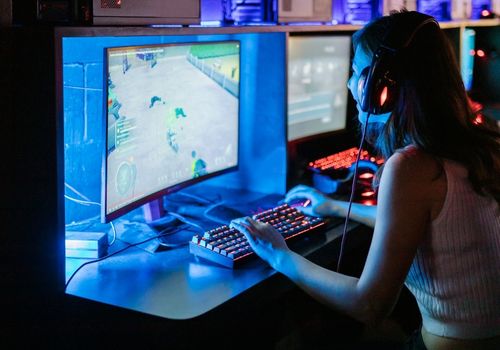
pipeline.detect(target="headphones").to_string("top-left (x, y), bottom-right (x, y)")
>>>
top-left (357, 12), bottom-right (439, 115)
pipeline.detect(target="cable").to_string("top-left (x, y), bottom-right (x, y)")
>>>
top-left (166, 211), bottom-right (205, 234)
top-left (109, 221), bottom-right (117, 246)
top-left (64, 194), bottom-right (101, 207)
top-left (65, 228), bottom-right (177, 291)
top-left (65, 209), bottom-right (200, 289)
top-left (156, 224), bottom-right (199, 249)
top-left (65, 182), bottom-right (91, 201)
top-left (64, 184), bottom-right (116, 245)
top-left (149, 210), bottom-right (205, 247)
top-left (336, 113), bottom-right (371, 273)
top-left (156, 241), bottom-right (190, 249)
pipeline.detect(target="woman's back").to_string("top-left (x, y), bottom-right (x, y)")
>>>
top-left (403, 158), bottom-right (500, 348)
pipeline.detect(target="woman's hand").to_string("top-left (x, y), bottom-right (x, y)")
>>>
top-left (230, 217), bottom-right (291, 269)
top-left (286, 184), bottom-right (377, 227)
top-left (285, 185), bottom-right (336, 217)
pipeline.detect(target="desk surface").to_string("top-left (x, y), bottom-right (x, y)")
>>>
top-left (65, 188), bottom-right (358, 320)
top-left (65, 222), bottom-right (356, 320)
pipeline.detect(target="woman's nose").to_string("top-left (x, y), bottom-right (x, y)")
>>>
top-left (347, 75), bottom-right (356, 99)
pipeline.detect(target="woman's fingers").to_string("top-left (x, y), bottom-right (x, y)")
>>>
top-left (285, 185), bottom-right (319, 201)
top-left (230, 220), bottom-right (257, 244)
top-left (285, 191), bottom-right (311, 202)
top-left (231, 217), bottom-right (265, 237)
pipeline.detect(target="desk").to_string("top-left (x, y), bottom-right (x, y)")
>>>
top-left (65, 188), bottom-right (360, 320)
top-left (60, 191), bottom-right (377, 349)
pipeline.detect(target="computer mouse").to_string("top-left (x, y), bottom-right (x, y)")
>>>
top-left (349, 159), bottom-right (380, 173)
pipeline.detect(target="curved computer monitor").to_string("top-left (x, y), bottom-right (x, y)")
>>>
top-left (102, 40), bottom-right (240, 223)
top-left (287, 34), bottom-right (351, 142)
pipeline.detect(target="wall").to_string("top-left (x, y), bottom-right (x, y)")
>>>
top-left (0, 0), bottom-right (12, 26)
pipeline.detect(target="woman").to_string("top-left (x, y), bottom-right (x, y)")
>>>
top-left (231, 10), bottom-right (500, 350)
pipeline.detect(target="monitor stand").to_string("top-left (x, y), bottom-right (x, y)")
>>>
top-left (142, 199), bottom-right (194, 251)
top-left (143, 199), bottom-right (167, 222)
top-left (143, 199), bottom-right (180, 230)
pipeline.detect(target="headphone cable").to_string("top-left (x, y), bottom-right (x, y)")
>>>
top-left (336, 113), bottom-right (371, 273)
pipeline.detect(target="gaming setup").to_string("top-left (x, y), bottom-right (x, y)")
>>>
top-left (287, 33), bottom-right (383, 206)
top-left (65, 34), bottom-right (383, 276)
top-left (68, 9), bottom-right (489, 294)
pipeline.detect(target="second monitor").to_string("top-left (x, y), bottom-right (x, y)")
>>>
top-left (287, 34), bottom-right (351, 142)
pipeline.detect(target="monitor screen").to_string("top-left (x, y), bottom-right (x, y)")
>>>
top-left (103, 41), bottom-right (240, 222)
top-left (287, 35), bottom-right (351, 142)
top-left (461, 28), bottom-right (475, 92)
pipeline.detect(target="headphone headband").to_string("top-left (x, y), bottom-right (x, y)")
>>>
top-left (382, 12), bottom-right (439, 52)
top-left (358, 11), bottom-right (440, 115)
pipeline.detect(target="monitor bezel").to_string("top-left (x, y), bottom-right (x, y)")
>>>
top-left (101, 40), bottom-right (241, 223)
top-left (286, 31), bottom-right (354, 144)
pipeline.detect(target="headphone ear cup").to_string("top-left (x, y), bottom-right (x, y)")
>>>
top-left (361, 51), bottom-right (398, 115)
top-left (358, 67), bottom-right (370, 113)
top-left (371, 54), bottom-right (398, 114)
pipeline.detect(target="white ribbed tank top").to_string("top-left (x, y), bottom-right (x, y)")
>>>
top-left (405, 159), bottom-right (500, 339)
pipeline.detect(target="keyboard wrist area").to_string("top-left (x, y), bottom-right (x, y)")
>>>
top-left (314, 199), bottom-right (340, 218)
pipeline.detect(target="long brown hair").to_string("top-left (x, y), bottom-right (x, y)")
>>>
top-left (353, 11), bottom-right (500, 203)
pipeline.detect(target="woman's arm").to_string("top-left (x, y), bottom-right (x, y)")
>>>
top-left (232, 150), bottom-right (440, 325)
top-left (271, 249), bottom-right (373, 323)
top-left (283, 184), bottom-right (377, 228)
top-left (324, 201), bottom-right (377, 228)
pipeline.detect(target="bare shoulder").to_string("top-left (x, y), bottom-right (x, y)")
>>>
top-left (383, 146), bottom-right (443, 185)
top-left (381, 147), bottom-right (446, 218)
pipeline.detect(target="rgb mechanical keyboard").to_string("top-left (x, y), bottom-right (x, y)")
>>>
top-left (308, 146), bottom-right (384, 173)
top-left (189, 203), bottom-right (326, 268)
